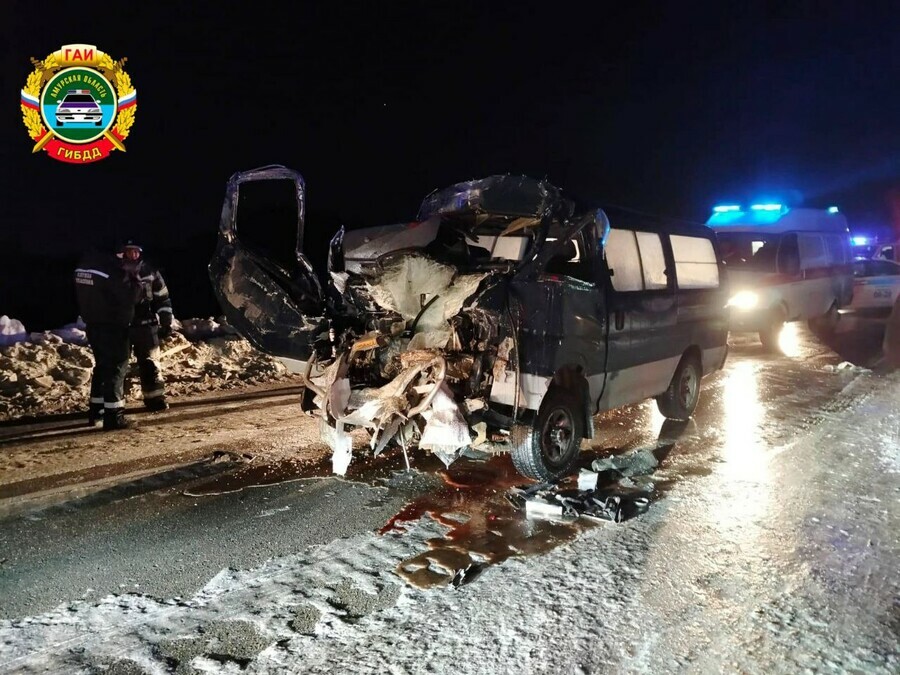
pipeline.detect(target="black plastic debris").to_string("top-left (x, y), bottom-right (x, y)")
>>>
top-left (508, 483), bottom-right (650, 523)
top-left (591, 448), bottom-right (659, 477)
top-left (451, 562), bottom-right (488, 588)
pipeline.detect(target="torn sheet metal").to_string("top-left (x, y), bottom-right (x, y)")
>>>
top-left (209, 243), bottom-right (328, 361)
top-left (365, 255), bottom-right (488, 333)
top-left (417, 175), bottom-right (568, 222)
top-left (341, 217), bottom-right (441, 274)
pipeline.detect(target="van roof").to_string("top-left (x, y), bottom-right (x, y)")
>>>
top-left (707, 207), bottom-right (849, 234)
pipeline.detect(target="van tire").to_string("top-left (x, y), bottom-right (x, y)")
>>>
top-left (656, 354), bottom-right (702, 421)
top-left (759, 308), bottom-right (785, 352)
top-left (510, 389), bottom-right (583, 481)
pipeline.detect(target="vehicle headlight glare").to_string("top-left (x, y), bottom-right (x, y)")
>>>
top-left (727, 290), bottom-right (759, 310)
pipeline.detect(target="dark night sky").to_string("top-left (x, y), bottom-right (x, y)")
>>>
top-left (2, 1), bottom-right (899, 327)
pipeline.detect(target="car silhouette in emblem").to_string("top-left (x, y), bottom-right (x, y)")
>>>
top-left (55, 89), bottom-right (103, 126)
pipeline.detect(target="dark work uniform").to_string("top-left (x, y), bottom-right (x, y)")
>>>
top-left (127, 260), bottom-right (173, 405)
top-left (74, 251), bottom-right (139, 421)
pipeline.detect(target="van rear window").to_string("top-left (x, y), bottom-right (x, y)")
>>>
top-left (670, 235), bottom-right (719, 288)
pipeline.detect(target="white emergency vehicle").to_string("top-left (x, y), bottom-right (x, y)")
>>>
top-left (707, 204), bottom-right (852, 350)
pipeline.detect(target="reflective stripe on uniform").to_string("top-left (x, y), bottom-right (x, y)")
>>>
top-left (104, 400), bottom-right (126, 409)
top-left (75, 268), bottom-right (110, 279)
top-left (90, 397), bottom-right (104, 404)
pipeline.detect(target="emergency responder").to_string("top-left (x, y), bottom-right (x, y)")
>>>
top-left (119, 239), bottom-right (174, 411)
top-left (75, 245), bottom-right (140, 430)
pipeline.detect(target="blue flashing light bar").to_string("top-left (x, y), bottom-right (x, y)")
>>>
top-left (712, 204), bottom-right (742, 213)
top-left (750, 203), bottom-right (783, 212)
top-left (827, 206), bottom-right (839, 214)
top-left (851, 236), bottom-right (868, 246)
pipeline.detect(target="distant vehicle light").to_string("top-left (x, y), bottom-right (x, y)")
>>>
top-left (713, 204), bottom-right (741, 213)
top-left (726, 290), bottom-right (759, 310)
top-left (750, 203), bottom-right (783, 212)
top-left (827, 206), bottom-right (839, 214)
top-left (851, 236), bottom-right (868, 246)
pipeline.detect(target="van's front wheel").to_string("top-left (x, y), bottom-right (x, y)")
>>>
top-left (510, 390), bottom-right (583, 481)
top-left (656, 355), bottom-right (702, 421)
top-left (759, 307), bottom-right (786, 352)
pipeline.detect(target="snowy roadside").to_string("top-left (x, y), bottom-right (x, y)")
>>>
top-left (0, 316), bottom-right (298, 422)
top-left (1, 369), bottom-right (897, 674)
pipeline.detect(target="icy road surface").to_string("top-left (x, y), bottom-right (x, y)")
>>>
top-left (0, 322), bottom-right (898, 674)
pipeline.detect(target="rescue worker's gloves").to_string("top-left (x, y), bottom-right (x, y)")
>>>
top-left (158, 313), bottom-right (174, 339)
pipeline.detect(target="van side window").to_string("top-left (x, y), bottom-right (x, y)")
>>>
top-left (604, 229), bottom-right (668, 291)
top-left (824, 235), bottom-right (847, 265)
top-left (776, 233), bottom-right (800, 275)
top-left (605, 229), bottom-right (644, 291)
top-left (798, 234), bottom-right (828, 269)
top-left (544, 233), bottom-right (593, 282)
top-left (670, 235), bottom-right (719, 288)
top-left (635, 232), bottom-right (668, 289)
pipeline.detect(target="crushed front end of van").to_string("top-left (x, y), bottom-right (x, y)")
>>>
top-left (210, 167), bottom-right (591, 478)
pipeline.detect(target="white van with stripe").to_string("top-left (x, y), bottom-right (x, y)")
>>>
top-left (707, 204), bottom-right (853, 350)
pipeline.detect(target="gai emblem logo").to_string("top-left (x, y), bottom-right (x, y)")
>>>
top-left (20, 44), bottom-right (136, 164)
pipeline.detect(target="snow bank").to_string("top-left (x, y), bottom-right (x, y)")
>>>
top-left (0, 323), bottom-right (297, 421)
top-left (0, 316), bottom-right (27, 346)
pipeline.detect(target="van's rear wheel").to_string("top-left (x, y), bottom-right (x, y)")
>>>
top-left (759, 307), bottom-right (786, 352)
top-left (656, 354), bottom-right (702, 421)
top-left (510, 389), bottom-right (583, 481)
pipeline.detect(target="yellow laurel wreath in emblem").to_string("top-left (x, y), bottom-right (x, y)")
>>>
top-left (20, 50), bottom-right (137, 144)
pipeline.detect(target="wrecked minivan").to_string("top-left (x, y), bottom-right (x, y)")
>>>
top-left (210, 166), bottom-right (728, 480)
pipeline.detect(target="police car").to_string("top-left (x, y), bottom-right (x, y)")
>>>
top-left (55, 90), bottom-right (103, 126)
top-left (848, 259), bottom-right (900, 312)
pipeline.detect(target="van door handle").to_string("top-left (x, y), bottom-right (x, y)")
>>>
top-left (615, 310), bottom-right (625, 330)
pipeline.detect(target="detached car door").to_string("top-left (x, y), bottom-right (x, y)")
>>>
top-left (208, 165), bottom-right (327, 361)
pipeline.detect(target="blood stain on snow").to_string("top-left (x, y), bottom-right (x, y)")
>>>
top-left (381, 455), bottom-right (585, 589)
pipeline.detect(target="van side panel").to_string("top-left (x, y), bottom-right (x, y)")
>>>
top-left (668, 233), bottom-right (730, 374)
top-left (599, 230), bottom-right (728, 411)
top-left (494, 275), bottom-right (607, 411)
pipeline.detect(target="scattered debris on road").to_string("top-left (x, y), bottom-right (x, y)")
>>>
top-left (511, 481), bottom-right (650, 523)
top-left (591, 447), bottom-right (660, 476)
top-left (823, 361), bottom-right (871, 374)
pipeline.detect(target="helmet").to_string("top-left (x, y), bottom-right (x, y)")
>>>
top-left (117, 238), bottom-right (143, 261)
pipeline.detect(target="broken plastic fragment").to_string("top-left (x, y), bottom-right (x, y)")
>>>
top-left (525, 498), bottom-right (564, 519)
top-left (577, 469), bottom-right (599, 491)
top-left (321, 419), bottom-right (353, 475)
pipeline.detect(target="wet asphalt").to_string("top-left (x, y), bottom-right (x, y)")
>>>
top-left (0, 319), bottom-right (891, 621)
